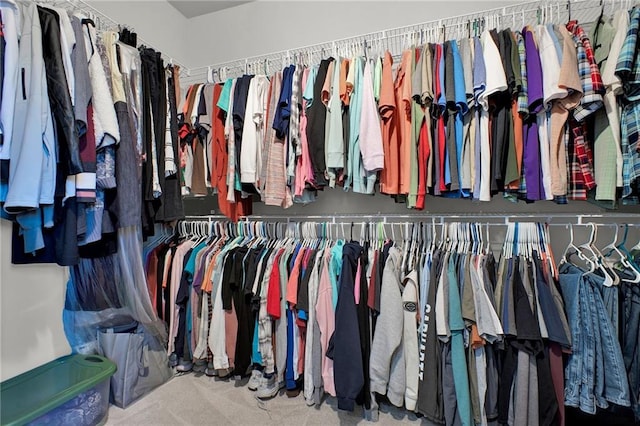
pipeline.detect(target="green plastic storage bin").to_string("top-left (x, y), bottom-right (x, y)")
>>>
top-left (0, 354), bottom-right (117, 426)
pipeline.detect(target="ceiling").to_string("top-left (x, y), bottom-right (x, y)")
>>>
top-left (167, 1), bottom-right (252, 18)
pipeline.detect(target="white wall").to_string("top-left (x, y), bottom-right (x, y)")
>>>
top-left (88, 0), bottom-right (191, 66)
top-left (0, 221), bottom-right (70, 381)
top-left (184, 0), bottom-right (528, 67)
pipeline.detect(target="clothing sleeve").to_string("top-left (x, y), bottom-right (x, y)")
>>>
top-left (267, 255), bottom-right (282, 318)
top-left (479, 30), bottom-right (507, 108)
top-left (369, 252), bottom-right (404, 406)
top-left (331, 247), bottom-right (364, 411)
top-left (402, 273), bottom-right (420, 411)
top-left (221, 253), bottom-right (235, 310)
top-left (359, 61), bottom-right (384, 172)
top-left (240, 79), bottom-right (258, 183)
top-left (210, 256), bottom-right (230, 370)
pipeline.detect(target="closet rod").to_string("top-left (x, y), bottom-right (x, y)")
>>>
top-left (184, 0), bottom-right (620, 81)
top-left (181, 213), bottom-right (640, 226)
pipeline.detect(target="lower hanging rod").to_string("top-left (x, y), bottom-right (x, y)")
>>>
top-left (181, 213), bottom-right (640, 226)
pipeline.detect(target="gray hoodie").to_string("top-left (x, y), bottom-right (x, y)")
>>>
top-left (369, 247), bottom-right (406, 407)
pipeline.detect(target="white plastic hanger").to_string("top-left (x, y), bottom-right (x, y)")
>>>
top-left (603, 225), bottom-right (640, 283)
top-left (560, 223), bottom-right (593, 269)
top-left (580, 223), bottom-right (616, 286)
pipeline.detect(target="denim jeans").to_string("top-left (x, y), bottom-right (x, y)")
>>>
top-left (600, 284), bottom-right (619, 340)
top-left (559, 263), bottom-right (631, 414)
top-left (559, 263), bottom-right (585, 410)
top-left (621, 280), bottom-right (640, 421)
top-left (587, 272), bottom-right (630, 410)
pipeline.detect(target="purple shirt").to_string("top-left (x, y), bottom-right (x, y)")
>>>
top-left (524, 28), bottom-right (544, 115)
top-left (523, 28), bottom-right (545, 200)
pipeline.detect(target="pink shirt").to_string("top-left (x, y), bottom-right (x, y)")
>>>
top-left (354, 259), bottom-right (362, 305)
top-left (315, 248), bottom-right (336, 396)
top-left (296, 68), bottom-right (314, 196)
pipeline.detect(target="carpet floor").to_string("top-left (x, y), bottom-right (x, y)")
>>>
top-left (105, 373), bottom-right (426, 425)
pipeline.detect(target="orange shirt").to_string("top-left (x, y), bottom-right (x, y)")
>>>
top-left (379, 51), bottom-right (400, 195)
top-left (340, 58), bottom-right (352, 106)
top-left (322, 61), bottom-right (335, 105)
top-left (201, 245), bottom-right (222, 293)
top-left (286, 248), bottom-right (306, 306)
top-left (395, 50), bottom-right (413, 194)
top-left (470, 324), bottom-right (486, 349)
top-left (508, 101), bottom-right (523, 189)
top-left (211, 84), bottom-right (250, 222)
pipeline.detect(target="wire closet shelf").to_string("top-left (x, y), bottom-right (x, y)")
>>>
top-left (181, 0), bottom-right (635, 84)
top-left (36, 0), bottom-right (639, 85)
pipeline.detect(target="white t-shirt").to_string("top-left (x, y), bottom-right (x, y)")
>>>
top-left (240, 75), bottom-right (270, 186)
top-left (478, 30), bottom-right (507, 110)
top-left (537, 112), bottom-right (554, 200)
top-left (478, 31), bottom-right (507, 202)
top-left (537, 25), bottom-right (568, 110)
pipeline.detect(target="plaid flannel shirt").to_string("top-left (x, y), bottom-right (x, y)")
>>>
top-left (615, 6), bottom-right (640, 102)
top-left (518, 166), bottom-right (528, 199)
top-left (567, 117), bottom-right (596, 200)
top-left (616, 7), bottom-right (640, 198)
top-left (567, 21), bottom-right (605, 121)
top-left (621, 102), bottom-right (640, 198)
top-left (516, 31), bottom-right (529, 116)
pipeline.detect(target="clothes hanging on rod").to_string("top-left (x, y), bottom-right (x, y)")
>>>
top-left (557, 222), bottom-right (640, 424)
top-left (0, 0), bottom-right (185, 265)
top-left (145, 218), bottom-right (640, 425)
top-left (178, 2), bottom-right (640, 220)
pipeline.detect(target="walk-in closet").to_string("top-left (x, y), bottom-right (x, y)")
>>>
top-left (1, 0), bottom-right (639, 425)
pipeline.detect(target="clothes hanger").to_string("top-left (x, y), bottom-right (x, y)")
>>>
top-left (461, 223), bottom-right (469, 254)
top-left (449, 222), bottom-right (457, 254)
top-left (428, 218), bottom-right (435, 253)
top-left (461, 223), bottom-right (468, 254)
top-left (470, 223), bottom-right (477, 254)
top-left (580, 223), bottom-right (616, 286)
top-left (504, 222), bottom-right (514, 259)
top-left (531, 223), bottom-right (540, 256)
top-left (560, 223), bottom-right (589, 268)
top-left (521, 223), bottom-right (529, 258)
top-left (603, 225), bottom-right (640, 283)
top-left (625, 223), bottom-right (640, 253)
top-left (484, 223), bottom-right (491, 255)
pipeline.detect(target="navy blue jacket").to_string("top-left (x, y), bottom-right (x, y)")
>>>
top-left (328, 242), bottom-right (364, 411)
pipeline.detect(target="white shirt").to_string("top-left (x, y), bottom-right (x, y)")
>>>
top-left (240, 75), bottom-right (270, 186)
top-left (78, 16), bottom-right (120, 149)
top-left (479, 109), bottom-right (492, 202)
top-left (537, 112), bottom-right (554, 200)
top-left (478, 31), bottom-right (507, 202)
top-left (478, 30), bottom-right (507, 110)
top-left (537, 25), bottom-right (568, 110)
